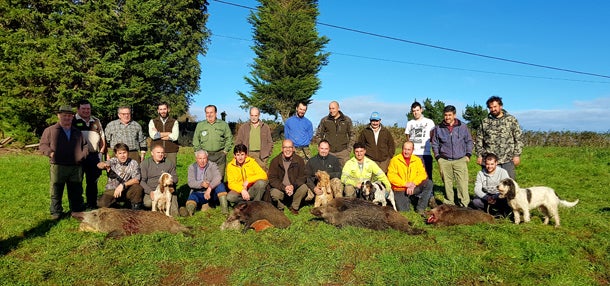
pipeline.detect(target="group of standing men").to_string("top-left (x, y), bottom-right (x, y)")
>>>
top-left (40, 95), bottom-right (521, 220)
top-left (40, 100), bottom-right (182, 219)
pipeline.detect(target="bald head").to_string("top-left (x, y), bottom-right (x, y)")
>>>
top-left (329, 101), bottom-right (340, 118)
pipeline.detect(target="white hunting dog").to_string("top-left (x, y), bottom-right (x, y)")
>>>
top-left (360, 180), bottom-right (397, 211)
top-left (497, 178), bottom-right (578, 227)
top-left (152, 172), bottom-right (174, 217)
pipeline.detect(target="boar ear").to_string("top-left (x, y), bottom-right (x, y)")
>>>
top-left (236, 202), bottom-right (248, 210)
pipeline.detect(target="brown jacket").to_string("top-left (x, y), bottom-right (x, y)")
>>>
top-left (316, 111), bottom-right (355, 153)
top-left (235, 122), bottom-right (273, 160)
top-left (40, 123), bottom-right (89, 165)
top-left (268, 154), bottom-right (307, 191)
top-left (357, 124), bottom-right (396, 162)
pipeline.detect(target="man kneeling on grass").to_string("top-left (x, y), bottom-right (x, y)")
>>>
top-left (268, 139), bottom-right (310, 215)
top-left (97, 143), bottom-right (144, 210)
top-left (387, 141), bottom-right (433, 215)
top-left (184, 149), bottom-right (229, 216)
top-left (226, 144), bottom-right (268, 204)
top-left (141, 144), bottom-right (179, 216)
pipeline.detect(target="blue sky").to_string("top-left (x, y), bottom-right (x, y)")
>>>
top-left (193, 0), bottom-right (610, 132)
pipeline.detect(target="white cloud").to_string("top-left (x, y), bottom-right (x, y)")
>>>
top-left (513, 96), bottom-right (610, 132)
top-left (189, 96), bottom-right (610, 132)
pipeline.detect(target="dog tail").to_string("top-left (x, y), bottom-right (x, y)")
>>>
top-left (559, 199), bottom-right (579, 208)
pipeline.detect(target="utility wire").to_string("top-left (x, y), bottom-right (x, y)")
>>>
top-left (212, 34), bottom-right (610, 84)
top-left (211, 0), bottom-right (610, 80)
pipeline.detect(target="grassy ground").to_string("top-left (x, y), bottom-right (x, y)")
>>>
top-left (0, 146), bottom-right (609, 285)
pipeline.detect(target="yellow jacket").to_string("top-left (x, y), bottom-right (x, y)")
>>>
top-left (387, 154), bottom-right (428, 191)
top-left (226, 156), bottom-right (268, 193)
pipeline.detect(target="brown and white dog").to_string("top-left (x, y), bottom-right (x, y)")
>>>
top-left (314, 170), bottom-right (334, 207)
top-left (497, 178), bottom-right (578, 227)
top-left (360, 180), bottom-right (397, 211)
top-left (152, 172), bottom-right (174, 217)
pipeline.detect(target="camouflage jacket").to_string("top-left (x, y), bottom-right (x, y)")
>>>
top-left (475, 110), bottom-right (523, 164)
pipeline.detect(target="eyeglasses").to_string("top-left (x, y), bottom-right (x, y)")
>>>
top-left (282, 146), bottom-right (293, 149)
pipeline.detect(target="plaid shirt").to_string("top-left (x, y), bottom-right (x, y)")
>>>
top-left (105, 119), bottom-right (147, 151)
top-left (104, 157), bottom-right (141, 190)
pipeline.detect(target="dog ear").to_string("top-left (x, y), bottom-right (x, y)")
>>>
top-left (506, 179), bottom-right (516, 200)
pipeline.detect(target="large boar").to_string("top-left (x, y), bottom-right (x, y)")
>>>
top-left (310, 198), bottom-right (425, 235)
top-left (425, 204), bottom-right (495, 226)
top-left (72, 208), bottom-right (190, 238)
top-left (221, 201), bottom-right (291, 233)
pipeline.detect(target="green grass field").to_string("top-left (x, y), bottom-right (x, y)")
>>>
top-left (0, 146), bottom-right (609, 285)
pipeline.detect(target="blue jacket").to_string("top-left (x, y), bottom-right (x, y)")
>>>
top-left (431, 119), bottom-right (473, 160)
top-left (284, 115), bottom-right (313, 147)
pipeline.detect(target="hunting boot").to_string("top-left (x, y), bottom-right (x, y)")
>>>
top-left (200, 203), bottom-right (211, 212)
top-left (218, 193), bottom-right (229, 215)
top-left (185, 200), bottom-right (197, 216)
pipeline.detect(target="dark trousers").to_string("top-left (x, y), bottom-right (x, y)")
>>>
top-left (208, 151), bottom-right (227, 177)
top-left (97, 184), bottom-right (144, 208)
top-left (393, 179), bottom-right (434, 212)
top-left (417, 155), bottom-right (433, 181)
top-left (82, 152), bottom-right (102, 208)
top-left (50, 164), bottom-right (85, 216)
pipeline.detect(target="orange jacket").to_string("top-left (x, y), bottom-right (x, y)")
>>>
top-left (387, 154), bottom-right (428, 191)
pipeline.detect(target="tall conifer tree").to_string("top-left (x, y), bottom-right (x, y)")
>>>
top-left (238, 0), bottom-right (329, 121)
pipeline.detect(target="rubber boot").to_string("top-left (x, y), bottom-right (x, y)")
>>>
top-left (185, 200), bottom-right (197, 216)
top-left (218, 193), bottom-right (229, 215)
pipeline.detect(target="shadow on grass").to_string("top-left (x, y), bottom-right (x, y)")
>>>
top-left (176, 184), bottom-right (191, 207)
top-left (599, 207), bottom-right (610, 213)
top-left (0, 218), bottom-right (60, 256)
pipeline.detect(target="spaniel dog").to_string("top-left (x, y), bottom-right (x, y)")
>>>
top-left (314, 170), bottom-right (333, 207)
top-left (497, 178), bottom-right (578, 227)
top-left (360, 180), bottom-right (397, 211)
top-left (152, 172), bottom-right (175, 217)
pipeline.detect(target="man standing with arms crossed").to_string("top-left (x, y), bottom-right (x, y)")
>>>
top-left (149, 102), bottom-right (180, 167)
top-left (284, 102), bottom-right (314, 162)
top-left (193, 105), bottom-right (233, 176)
top-left (73, 100), bottom-right (106, 209)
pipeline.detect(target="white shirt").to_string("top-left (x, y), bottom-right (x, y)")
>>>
top-left (405, 117), bottom-right (435, 156)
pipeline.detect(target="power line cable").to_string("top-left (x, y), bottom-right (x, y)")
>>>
top-left (211, 34), bottom-right (610, 84)
top-left (211, 0), bottom-right (610, 79)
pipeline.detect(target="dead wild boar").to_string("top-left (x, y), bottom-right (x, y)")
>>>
top-left (310, 197), bottom-right (425, 235)
top-left (425, 204), bottom-right (495, 226)
top-left (221, 201), bottom-right (291, 233)
top-left (72, 208), bottom-right (190, 238)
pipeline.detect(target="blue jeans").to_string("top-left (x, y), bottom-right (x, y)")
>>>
top-left (188, 183), bottom-right (227, 205)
